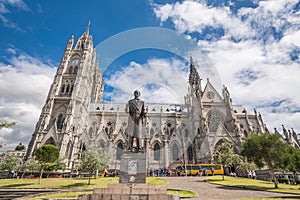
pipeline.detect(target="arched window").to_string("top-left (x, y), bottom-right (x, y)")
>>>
top-left (74, 66), bottom-right (78, 74)
top-left (69, 66), bottom-right (73, 74)
top-left (172, 143), bottom-right (179, 161)
top-left (154, 143), bottom-right (160, 161)
top-left (70, 85), bottom-right (74, 94)
top-left (61, 85), bottom-right (65, 94)
top-left (116, 142), bottom-right (124, 160)
top-left (187, 145), bottom-right (193, 161)
top-left (45, 137), bottom-right (56, 146)
top-left (207, 109), bottom-right (225, 132)
top-left (56, 114), bottom-right (64, 130)
top-left (150, 128), bottom-right (154, 136)
top-left (66, 85), bottom-right (70, 93)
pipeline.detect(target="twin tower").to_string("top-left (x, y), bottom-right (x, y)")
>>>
top-left (25, 24), bottom-right (267, 171)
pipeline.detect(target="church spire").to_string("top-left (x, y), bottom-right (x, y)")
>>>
top-left (84, 20), bottom-right (90, 37)
top-left (188, 56), bottom-right (201, 88)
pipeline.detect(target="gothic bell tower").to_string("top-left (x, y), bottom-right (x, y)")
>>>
top-left (25, 22), bottom-right (104, 169)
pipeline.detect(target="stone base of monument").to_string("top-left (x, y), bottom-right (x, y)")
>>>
top-left (78, 184), bottom-right (179, 200)
top-left (119, 152), bottom-right (146, 184)
top-left (77, 152), bottom-right (179, 200)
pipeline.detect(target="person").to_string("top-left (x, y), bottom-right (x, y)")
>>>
top-left (211, 167), bottom-right (215, 176)
top-left (251, 170), bottom-right (256, 179)
top-left (248, 171), bottom-right (252, 179)
top-left (167, 167), bottom-right (171, 176)
top-left (203, 168), bottom-right (207, 176)
top-left (126, 90), bottom-right (146, 152)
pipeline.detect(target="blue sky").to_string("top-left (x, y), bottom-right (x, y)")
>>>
top-left (0, 0), bottom-right (299, 152)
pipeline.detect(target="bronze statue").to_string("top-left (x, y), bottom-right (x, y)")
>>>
top-left (126, 90), bottom-right (146, 153)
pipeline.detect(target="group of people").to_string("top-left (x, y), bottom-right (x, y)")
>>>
top-left (149, 167), bottom-right (171, 177)
top-left (248, 170), bottom-right (256, 179)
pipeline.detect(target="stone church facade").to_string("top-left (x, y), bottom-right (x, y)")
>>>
top-left (25, 25), bottom-right (269, 171)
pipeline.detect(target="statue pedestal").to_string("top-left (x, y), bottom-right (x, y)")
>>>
top-left (119, 152), bottom-right (146, 184)
top-left (77, 151), bottom-right (180, 199)
top-left (78, 184), bottom-right (180, 200)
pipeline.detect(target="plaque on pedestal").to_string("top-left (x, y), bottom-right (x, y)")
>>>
top-left (119, 152), bottom-right (146, 184)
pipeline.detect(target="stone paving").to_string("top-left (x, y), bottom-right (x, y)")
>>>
top-left (160, 176), bottom-right (300, 200)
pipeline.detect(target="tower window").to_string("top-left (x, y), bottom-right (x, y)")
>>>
top-left (70, 85), bottom-right (74, 94)
top-left (61, 85), bottom-right (65, 94)
top-left (57, 114), bottom-right (64, 130)
top-left (66, 85), bottom-right (70, 93)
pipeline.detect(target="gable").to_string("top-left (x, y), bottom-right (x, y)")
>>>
top-left (202, 80), bottom-right (223, 103)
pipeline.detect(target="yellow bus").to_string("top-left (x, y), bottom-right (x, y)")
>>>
top-left (175, 164), bottom-right (201, 176)
top-left (175, 164), bottom-right (224, 176)
top-left (199, 164), bottom-right (224, 175)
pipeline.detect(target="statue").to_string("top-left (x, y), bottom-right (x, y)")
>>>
top-left (126, 90), bottom-right (146, 153)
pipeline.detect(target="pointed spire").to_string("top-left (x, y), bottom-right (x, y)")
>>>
top-left (188, 56), bottom-right (200, 87)
top-left (82, 20), bottom-right (90, 37)
top-left (282, 124), bottom-right (289, 139)
top-left (66, 35), bottom-right (74, 50)
top-left (190, 56), bottom-right (194, 66)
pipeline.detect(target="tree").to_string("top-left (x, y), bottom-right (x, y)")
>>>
top-left (0, 154), bottom-right (20, 171)
top-left (283, 145), bottom-right (300, 175)
top-left (15, 143), bottom-right (26, 151)
top-left (241, 133), bottom-right (287, 188)
top-left (43, 160), bottom-right (66, 177)
top-left (213, 140), bottom-right (241, 180)
top-left (19, 158), bottom-right (39, 178)
top-left (0, 120), bottom-right (17, 129)
top-left (237, 160), bottom-right (257, 172)
top-left (0, 120), bottom-right (17, 148)
top-left (78, 148), bottom-right (110, 185)
top-left (35, 144), bottom-right (60, 184)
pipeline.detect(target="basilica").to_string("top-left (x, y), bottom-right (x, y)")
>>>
top-left (25, 25), bottom-right (296, 172)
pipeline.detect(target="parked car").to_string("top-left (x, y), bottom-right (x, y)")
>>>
top-left (48, 174), bottom-right (62, 178)
top-left (25, 174), bottom-right (39, 178)
top-left (0, 170), bottom-right (18, 179)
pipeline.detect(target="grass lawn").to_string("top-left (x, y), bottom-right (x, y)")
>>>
top-left (167, 189), bottom-right (198, 198)
top-left (1, 177), bottom-right (171, 200)
top-left (206, 176), bottom-right (300, 195)
top-left (0, 177), bottom-right (168, 189)
top-left (0, 177), bottom-right (119, 189)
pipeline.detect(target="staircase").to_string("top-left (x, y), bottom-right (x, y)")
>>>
top-left (0, 189), bottom-right (60, 200)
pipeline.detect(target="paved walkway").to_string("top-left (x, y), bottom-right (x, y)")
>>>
top-left (160, 176), bottom-right (300, 200)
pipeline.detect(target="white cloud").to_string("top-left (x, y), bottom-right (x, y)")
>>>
top-left (153, 0), bottom-right (300, 133)
top-left (0, 51), bottom-right (56, 152)
top-left (0, 0), bottom-right (29, 30)
top-left (106, 58), bottom-right (189, 104)
top-left (154, 1), bottom-right (255, 40)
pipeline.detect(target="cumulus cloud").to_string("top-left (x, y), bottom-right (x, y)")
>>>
top-left (105, 58), bottom-right (189, 104)
top-left (0, 49), bottom-right (56, 152)
top-left (153, 0), bottom-right (300, 132)
top-left (154, 1), bottom-right (255, 40)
